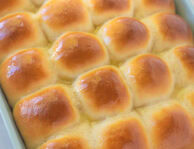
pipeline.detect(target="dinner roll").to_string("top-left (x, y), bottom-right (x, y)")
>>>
top-left (142, 12), bottom-right (193, 53)
top-left (0, 48), bottom-right (56, 107)
top-left (51, 32), bottom-right (109, 79)
top-left (38, 124), bottom-right (91, 149)
top-left (178, 86), bottom-right (194, 117)
top-left (92, 112), bottom-right (150, 149)
top-left (97, 17), bottom-right (152, 61)
top-left (74, 66), bottom-right (132, 119)
top-left (38, 0), bottom-right (94, 42)
top-left (83, 0), bottom-right (134, 25)
top-left (138, 101), bottom-right (194, 149)
top-left (120, 54), bottom-right (174, 107)
top-left (162, 45), bottom-right (194, 88)
top-left (0, 0), bottom-right (35, 17)
top-left (134, 0), bottom-right (175, 19)
top-left (14, 85), bottom-right (79, 149)
top-left (0, 12), bottom-right (47, 62)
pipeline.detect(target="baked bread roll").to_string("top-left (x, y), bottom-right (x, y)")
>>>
top-left (97, 17), bottom-right (152, 62)
top-left (142, 12), bottom-right (193, 53)
top-left (51, 32), bottom-right (109, 79)
top-left (83, 0), bottom-right (134, 25)
top-left (38, 0), bottom-right (94, 42)
top-left (162, 45), bottom-right (194, 88)
top-left (0, 12), bottom-right (47, 62)
top-left (120, 54), bottom-right (174, 107)
top-left (74, 66), bottom-right (132, 119)
top-left (138, 101), bottom-right (194, 149)
top-left (0, 0), bottom-right (35, 17)
top-left (92, 112), bottom-right (150, 149)
top-left (0, 48), bottom-right (56, 107)
top-left (38, 124), bottom-right (91, 149)
top-left (134, 0), bottom-right (175, 19)
top-left (14, 85), bottom-right (79, 149)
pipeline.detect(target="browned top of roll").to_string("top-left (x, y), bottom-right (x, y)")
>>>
top-left (92, 0), bottom-right (131, 13)
top-left (76, 66), bottom-right (131, 112)
top-left (143, 0), bottom-right (174, 9)
top-left (128, 54), bottom-right (172, 98)
top-left (102, 118), bottom-right (149, 149)
top-left (174, 46), bottom-right (194, 80)
top-left (152, 104), bottom-right (194, 149)
top-left (102, 17), bottom-right (150, 53)
top-left (52, 32), bottom-right (107, 71)
top-left (14, 85), bottom-right (78, 141)
top-left (0, 49), bottom-right (49, 90)
top-left (156, 13), bottom-right (193, 42)
top-left (39, 136), bottom-right (89, 149)
top-left (39, 0), bottom-right (88, 30)
top-left (0, 13), bottom-right (35, 56)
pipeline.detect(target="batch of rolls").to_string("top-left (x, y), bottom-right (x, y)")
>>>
top-left (0, 0), bottom-right (194, 149)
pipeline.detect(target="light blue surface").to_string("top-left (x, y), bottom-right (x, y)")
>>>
top-left (0, 1), bottom-right (193, 149)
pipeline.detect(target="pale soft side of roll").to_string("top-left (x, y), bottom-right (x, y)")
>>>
top-left (97, 17), bottom-right (152, 62)
top-left (0, 12), bottom-right (48, 62)
top-left (0, 48), bottom-right (56, 107)
top-left (13, 84), bottom-right (80, 149)
top-left (134, 0), bottom-right (175, 19)
top-left (50, 32), bottom-right (109, 80)
top-left (30, 0), bottom-right (46, 6)
top-left (162, 45), bottom-right (194, 89)
top-left (142, 12), bottom-right (193, 53)
top-left (92, 112), bottom-right (150, 149)
top-left (138, 101), bottom-right (194, 149)
top-left (120, 54), bottom-right (174, 107)
top-left (0, 0), bottom-right (35, 17)
top-left (83, 0), bottom-right (134, 26)
top-left (37, 0), bottom-right (94, 42)
top-left (74, 65), bottom-right (132, 120)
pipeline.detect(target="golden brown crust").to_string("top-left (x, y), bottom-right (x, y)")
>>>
top-left (77, 66), bottom-right (131, 111)
top-left (174, 46), bottom-right (194, 80)
top-left (51, 32), bottom-right (108, 76)
top-left (0, 48), bottom-right (55, 107)
top-left (152, 104), bottom-right (194, 149)
top-left (93, 0), bottom-right (131, 13)
top-left (39, 0), bottom-right (87, 30)
top-left (156, 13), bottom-right (193, 42)
top-left (125, 54), bottom-right (173, 101)
top-left (102, 118), bottom-right (149, 149)
top-left (0, 13), bottom-right (35, 59)
top-left (39, 136), bottom-right (89, 149)
top-left (14, 85), bottom-right (78, 146)
top-left (99, 17), bottom-right (150, 60)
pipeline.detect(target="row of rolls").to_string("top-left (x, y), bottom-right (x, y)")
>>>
top-left (0, 0), bottom-right (194, 149)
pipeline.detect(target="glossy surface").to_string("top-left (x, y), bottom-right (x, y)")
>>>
top-left (0, 48), bottom-right (54, 107)
top-left (152, 104), bottom-right (194, 149)
top-left (99, 17), bottom-right (150, 60)
top-left (174, 46), bottom-right (194, 80)
top-left (0, 13), bottom-right (35, 60)
top-left (14, 85), bottom-right (78, 148)
top-left (102, 118), bottom-right (149, 149)
top-left (52, 32), bottom-right (108, 78)
top-left (75, 66), bottom-right (131, 116)
top-left (39, 0), bottom-right (88, 30)
top-left (122, 54), bottom-right (173, 103)
top-left (39, 136), bottom-right (89, 149)
top-left (144, 0), bottom-right (174, 9)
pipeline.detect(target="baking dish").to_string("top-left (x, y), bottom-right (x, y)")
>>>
top-left (0, 0), bottom-right (193, 149)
